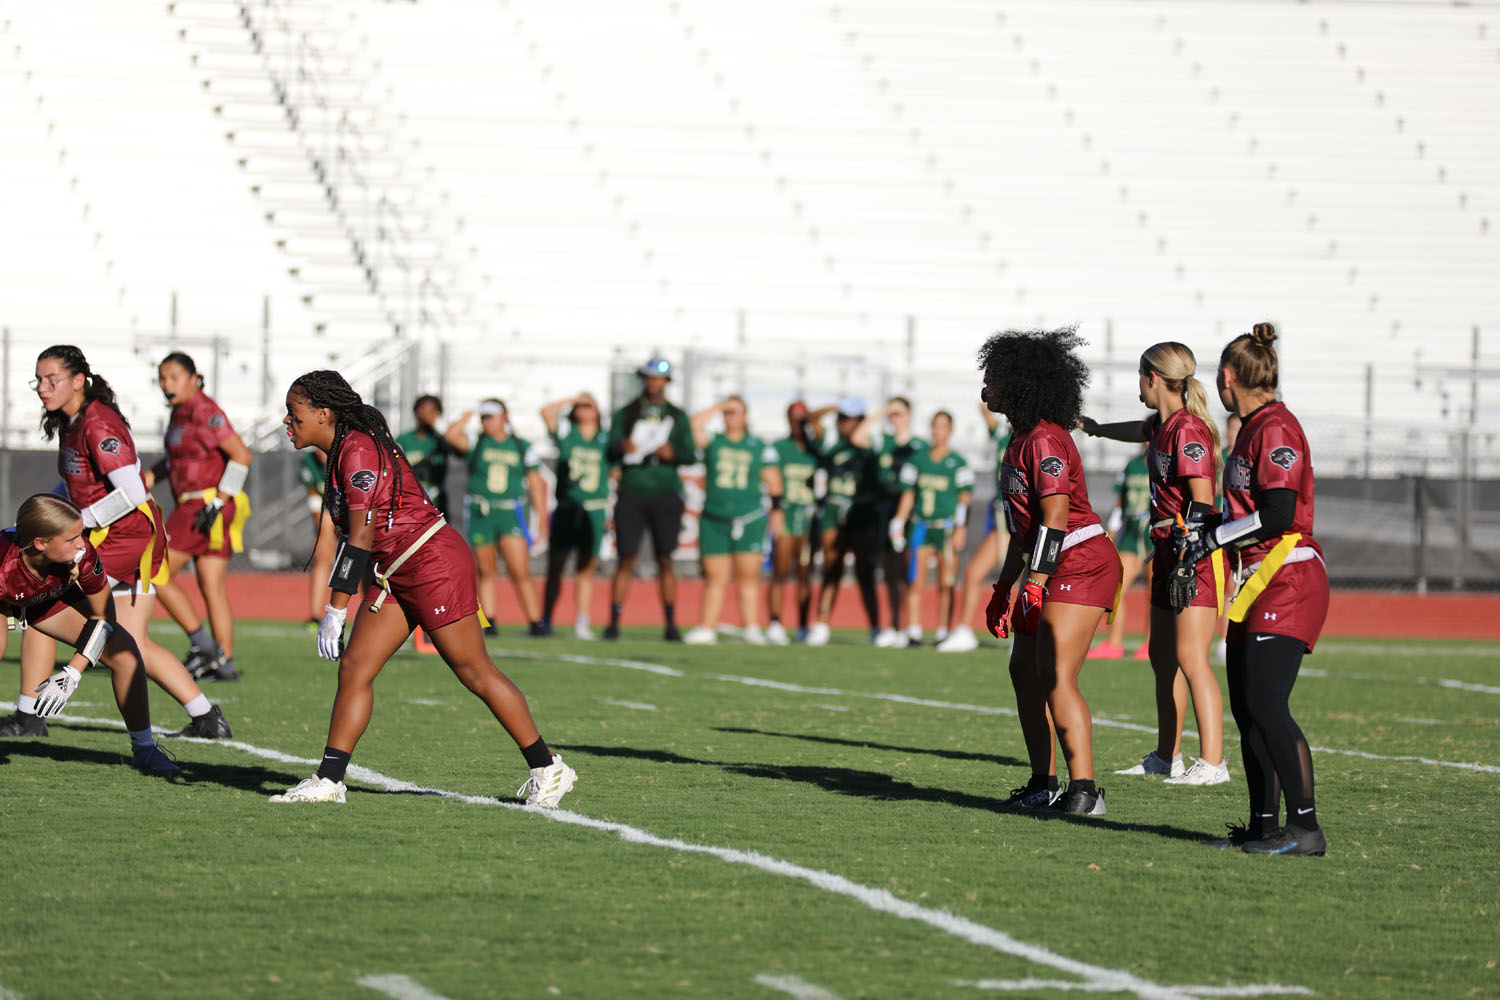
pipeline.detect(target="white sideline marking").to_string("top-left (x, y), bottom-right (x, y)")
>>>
top-left (1438, 678), bottom-right (1500, 696)
top-left (957, 980), bottom-right (1311, 997)
top-left (1318, 641), bottom-right (1499, 658)
top-left (1306, 744), bottom-right (1500, 775)
top-left (493, 646), bottom-right (684, 677)
top-left (601, 699), bottom-right (658, 711)
top-left (0, 980), bottom-right (26, 999)
top-left (403, 699), bottom-right (447, 707)
top-left (356, 973), bottom-right (452, 1000)
top-left (1395, 717), bottom-right (1449, 726)
top-left (817, 704), bottom-right (851, 712)
top-left (31, 708), bottom-right (1304, 1000)
top-left (754, 973), bottom-right (845, 999)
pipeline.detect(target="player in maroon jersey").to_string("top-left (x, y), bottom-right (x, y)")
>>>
top-left (1081, 342), bottom-right (1229, 788)
top-left (270, 370), bottom-right (575, 806)
top-left (0, 346), bottom-right (232, 741)
top-left (1177, 323), bottom-right (1329, 855)
top-left (979, 328), bottom-right (1122, 816)
top-left (0, 494), bottom-right (177, 769)
top-left (144, 352), bottom-right (253, 682)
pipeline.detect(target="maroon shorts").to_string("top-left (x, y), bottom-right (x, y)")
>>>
top-left (1149, 543), bottom-right (1225, 611)
top-left (95, 507), bottom-right (167, 590)
top-left (362, 522), bottom-right (481, 634)
top-left (3, 586), bottom-right (88, 628)
top-left (1047, 533), bottom-right (1122, 612)
top-left (1226, 554), bottom-right (1329, 653)
top-left (166, 497), bottom-right (240, 559)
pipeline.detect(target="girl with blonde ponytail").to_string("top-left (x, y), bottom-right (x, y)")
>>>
top-left (1081, 341), bottom-right (1229, 787)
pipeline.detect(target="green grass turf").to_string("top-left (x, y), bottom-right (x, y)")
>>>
top-left (1, 624), bottom-right (1497, 999)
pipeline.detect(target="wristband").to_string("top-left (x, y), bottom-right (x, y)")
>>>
top-left (770, 494), bottom-right (783, 510)
top-left (83, 487), bottom-right (136, 529)
top-left (954, 504), bottom-right (968, 526)
top-left (328, 542), bottom-right (373, 595)
top-left (217, 460), bottom-right (249, 497)
top-left (1030, 525), bottom-right (1065, 575)
top-left (75, 619), bottom-right (112, 667)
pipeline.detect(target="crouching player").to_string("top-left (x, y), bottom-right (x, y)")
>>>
top-left (274, 371), bottom-right (576, 806)
top-left (0, 494), bottom-right (177, 771)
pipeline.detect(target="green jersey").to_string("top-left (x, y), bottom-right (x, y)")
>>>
top-left (990, 420), bottom-right (1013, 490)
top-left (1117, 452), bottom-right (1151, 526)
top-left (702, 432), bottom-right (776, 520)
top-left (298, 452), bottom-right (326, 494)
top-left (551, 423), bottom-right (609, 505)
top-left (771, 436), bottom-right (818, 509)
top-left (465, 433), bottom-right (539, 502)
top-left (878, 434), bottom-right (926, 501)
top-left (900, 448), bottom-right (975, 521)
top-left (395, 428), bottom-right (450, 505)
top-left (607, 398), bottom-right (696, 496)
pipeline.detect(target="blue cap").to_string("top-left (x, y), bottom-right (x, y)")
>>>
top-left (837, 396), bottom-right (866, 418)
top-left (639, 357), bottom-right (672, 379)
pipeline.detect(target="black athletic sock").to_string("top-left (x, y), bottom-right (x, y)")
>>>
top-left (1026, 774), bottom-right (1056, 794)
top-left (316, 746), bottom-right (351, 783)
top-left (797, 596), bottom-right (811, 631)
top-left (663, 603), bottom-right (676, 627)
top-left (769, 614), bottom-right (781, 625)
top-left (521, 737), bottom-right (553, 770)
top-left (1070, 778), bottom-right (1096, 796)
top-left (610, 603), bottom-right (623, 626)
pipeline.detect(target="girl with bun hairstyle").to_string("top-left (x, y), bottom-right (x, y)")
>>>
top-left (1082, 342), bottom-right (1229, 787)
top-left (1177, 323), bottom-right (1329, 855)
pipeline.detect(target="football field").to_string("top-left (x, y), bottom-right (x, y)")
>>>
top-left (1, 624), bottom-right (1496, 999)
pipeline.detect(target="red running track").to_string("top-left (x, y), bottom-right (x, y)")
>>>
top-left (158, 574), bottom-right (1500, 640)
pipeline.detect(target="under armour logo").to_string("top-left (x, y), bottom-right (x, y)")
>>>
top-left (1263, 611), bottom-right (1278, 621)
top-left (1056, 583), bottom-right (1072, 591)
top-left (433, 605), bottom-right (446, 615)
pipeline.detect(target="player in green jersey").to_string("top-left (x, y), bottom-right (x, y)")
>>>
top-left (891, 410), bottom-right (974, 647)
top-left (444, 399), bottom-right (549, 636)
top-left (805, 397), bottom-right (885, 646)
top-left (1087, 446), bottom-right (1153, 660)
top-left (298, 447), bottom-right (339, 630)
top-left (395, 394), bottom-right (453, 520)
top-left (938, 405), bottom-right (1012, 652)
top-left (860, 397), bottom-right (924, 647)
top-left (539, 393), bottom-right (610, 639)
top-left (766, 402), bottom-right (819, 644)
top-left (683, 397), bottom-right (784, 645)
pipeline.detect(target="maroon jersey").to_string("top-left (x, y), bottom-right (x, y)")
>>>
top-left (327, 429), bottom-right (439, 564)
top-left (0, 531), bottom-right (108, 621)
top-left (1223, 402), bottom-right (1320, 564)
top-left (58, 403), bottom-right (158, 567)
top-left (165, 391), bottom-right (235, 497)
top-left (999, 419), bottom-right (1101, 549)
top-left (1145, 409), bottom-right (1217, 542)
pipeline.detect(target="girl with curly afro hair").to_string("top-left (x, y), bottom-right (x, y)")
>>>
top-left (978, 328), bottom-right (1122, 816)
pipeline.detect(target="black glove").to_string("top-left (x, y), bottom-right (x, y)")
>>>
top-left (193, 497), bottom-right (225, 534)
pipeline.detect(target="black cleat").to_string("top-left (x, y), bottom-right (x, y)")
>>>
top-left (183, 646), bottom-right (216, 679)
top-left (663, 623), bottom-right (683, 642)
top-left (528, 620), bottom-right (551, 637)
top-left (483, 623), bottom-right (499, 639)
top-left (1242, 822), bottom-right (1326, 856)
top-left (205, 658), bottom-right (240, 682)
top-left (172, 705), bottom-right (233, 739)
top-left (1048, 784), bottom-right (1106, 816)
top-left (0, 711), bottom-right (48, 738)
top-left (1202, 821), bottom-right (1280, 850)
top-left (602, 622), bottom-right (620, 641)
top-left (995, 783), bottom-right (1060, 810)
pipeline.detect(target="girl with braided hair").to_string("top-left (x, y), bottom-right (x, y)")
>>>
top-left (274, 371), bottom-right (575, 806)
top-left (0, 346), bottom-right (232, 742)
top-left (979, 328), bottom-right (1122, 815)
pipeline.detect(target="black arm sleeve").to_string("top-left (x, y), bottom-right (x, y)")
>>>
top-left (1254, 488), bottom-right (1297, 538)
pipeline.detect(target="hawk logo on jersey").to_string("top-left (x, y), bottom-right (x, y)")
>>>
top-left (1182, 442), bottom-right (1207, 463)
top-left (209, 414), bottom-right (225, 429)
top-left (99, 437), bottom-right (121, 455)
top-left (349, 469), bottom-right (378, 493)
top-left (1269, 446), bottom-right (1298, 470)
top-left (1039, 456), bottom-right (1065, 479)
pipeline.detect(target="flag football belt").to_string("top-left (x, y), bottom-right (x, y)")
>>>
top-left (1019, 523), bottom-right (1123, 625)
top-left (1227, 534), bottom-right (1321, 623)
top-left (176, 488), bottom-right (252, 553)
top-left (88, 502), bottom-right (170, 595)
top-left (368, 517), bottom-right (448, 615)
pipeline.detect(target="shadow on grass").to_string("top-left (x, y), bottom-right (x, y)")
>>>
top-left (711, 727), bottom-right (1027, 768)
top-left (566, 743), bottom-right (1212, 844)
top-left (0, 735), bottom-right (304, 792)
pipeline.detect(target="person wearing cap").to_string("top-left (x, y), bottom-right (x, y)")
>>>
top-left (861, 396), bottom-right (926, 647)
top-left (765, 401), bottom-right (820, 643)
top-left (539, 392), bottom-right (610, 640)
top-left (602, 358), bottom-right (696, 641)
top-left (396, 394), bottom-right (454, 521)
top-left (444, 398), bottom-right (549, 637)
top-left (802, 396), bottom-right (886, 646)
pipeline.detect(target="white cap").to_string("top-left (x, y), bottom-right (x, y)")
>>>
top-left (837, 396), bottom-right (867, 418)
top-left (478, 400), bottom-right (506, 417)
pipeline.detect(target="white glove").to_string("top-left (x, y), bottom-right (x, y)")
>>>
top-left (34, 665), bottom-right (82, 717)
top-left (317, 604), bottom-right (348, 661)
top-left (529, 536), bottom-right (549, 558)
top-left (888, 518), bottom-right (907, 554)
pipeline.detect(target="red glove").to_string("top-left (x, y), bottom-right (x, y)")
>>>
top-left (985, 582), bottom-right (1013, 638)
top-left (1014, 580), bottom-right (1047, 636)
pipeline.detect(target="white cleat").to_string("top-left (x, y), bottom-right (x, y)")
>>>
top-left (764, 621), bottom-right (791, 646)
top-left (269, 776), bottom-right (347, 803)
top-left (1164, 758), bottom-right (1232, 786)
top-left (1114, 750), bottom-right (1185, 777)
top-left (574, 622), bottom-right (595, 641)
top-left (873, 628), bottom-right (902, 648)
top-left (517, 754), bottom-right (577, 807)
top-left (742, 624), bottom-right (767, 646)
top-left (805, 622), bottom-right (831, 646)
top-left (936, 625), bottom-right (980, 653)
top-left (682, 625), bottom-right (718, 645)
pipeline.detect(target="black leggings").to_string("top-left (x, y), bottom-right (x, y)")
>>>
top-left (1226, 632), bottom-right (1317, 827)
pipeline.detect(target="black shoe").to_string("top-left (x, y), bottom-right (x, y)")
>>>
top-left (1202, 821), bottom-right (1280, 850)
top-left (173, 705), bottom-right (233, 739)
top-left (483, 623), bottom-right (499, 638)
top-left (996, 783), bottom-right (1059, 810)
top-left (207, 658), bottom-right (240, 682)
top-left (184, 646), bottom-right (217, 679)
top-left (663, 623), bottom-right (683, 642)
top-left (1049, 784), bottom-right (1106, 816)
top-left (0, 711), bottom-right (48, 738)
top-left (602, 622), bottom-right (620, 641)
top-left (528, 621), bottom-right (551, 637)
top-left (1242, 822), bottom-right (1326, 856)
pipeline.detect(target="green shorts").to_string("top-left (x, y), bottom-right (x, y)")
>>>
top-left (700, 512), bottom-right (767, 556)
top-left (1117, 518), bottom-right (1151, 559)
top-left (909, 518), bottom-right (953, 551)
top-left (779, 503), bottom-right (814, 539)
top-left (818, 498), bottom-right (853, 534)
top-left (467, 496), bottom-right (525, 546)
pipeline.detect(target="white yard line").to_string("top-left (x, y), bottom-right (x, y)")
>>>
top-left (600, 699), bottom-right (658, 711)
top-left (753, 973), bottom-right (846, 999)
top-left (23, 707), bottom-right (1305, 1000)
top-left (355, 973), bottom-right (453, 1000)
top-left (958, 980), bottom-right (1311, 997)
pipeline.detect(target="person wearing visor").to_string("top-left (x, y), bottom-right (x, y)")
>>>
top-left (539, 392), bottom-right (610, 639)
top-left (603, 357), bottom-right (695, 641)
top-left (804, 396), bottom-right (886, 646)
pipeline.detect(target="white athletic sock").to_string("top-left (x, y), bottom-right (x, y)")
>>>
top-left (576, 613), bottom-right (590, 629)
top-left (906, 626), bottom-right (922, 641)
top-left (17, 695), bottom-right (38, 715)
top-left (128, 728), bottom-right (155, 748)
top-left (184, 694), bottom-right (213, 718)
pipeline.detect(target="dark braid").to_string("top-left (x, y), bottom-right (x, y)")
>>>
top-left (290, 370), bottom-right (407, 532)
top-left (37, 345), bottom-right (130, 441)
